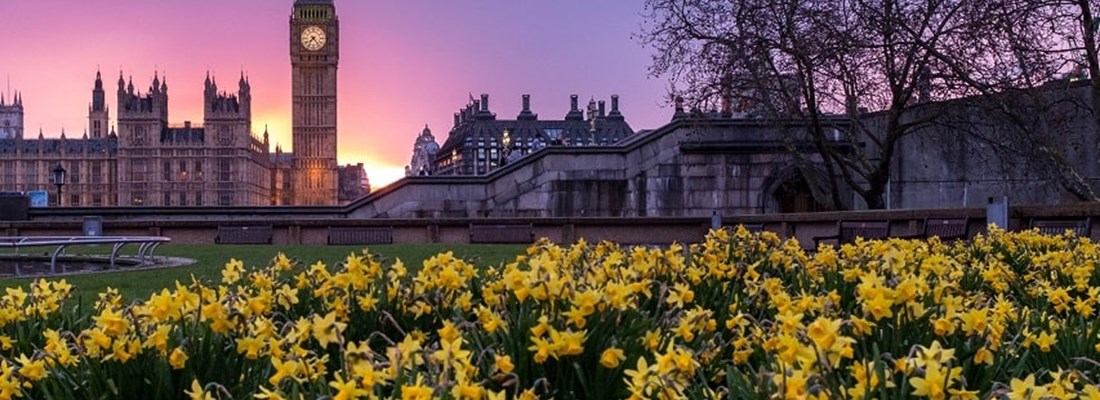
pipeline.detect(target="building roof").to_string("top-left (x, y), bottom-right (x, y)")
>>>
top-left (270, 152), bottom-right (294, 164)
top-left (162, 126), bottom-right (205, 143)
top-left (435, 94), bottom-right (634, 162)
top-left (0, 137), bottom-right (118, 155)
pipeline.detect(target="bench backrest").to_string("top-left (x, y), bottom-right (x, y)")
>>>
top-left (328, 227), bottom-right (394, 245)
top-left (216, 226), bottom-right (273, 244)
top-left (924, 218), bottom-right (968, 240)
top-left (1031, 218), bottom-right (1091, 237)
top-left (724, 223), bottom-right (764, 234)
top-left (469, 224), bottom-right (535, 244)
top-left (838, 221), bottom-right (889, 243)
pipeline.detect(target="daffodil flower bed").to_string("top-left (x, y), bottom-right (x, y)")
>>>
top-left (1, 226), bottom-right (1100, 399)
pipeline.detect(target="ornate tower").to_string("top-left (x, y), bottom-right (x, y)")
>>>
top-left (204, 72), bottom-right (252, 147)
top-left (115, 72), bottom-right (169, 206)
top-left (290, 0), bottom-right (339, 205)
top-left (88, 71), bottom-right (109, 139)
top-left (0, 90), bottom-right (23, 139)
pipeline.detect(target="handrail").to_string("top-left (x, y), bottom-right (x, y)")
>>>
top-left (0, 236), bottom-right (171, 275)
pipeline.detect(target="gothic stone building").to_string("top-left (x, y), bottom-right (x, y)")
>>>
top-left (0, 130), bottom-right (118, 207)
top-left (0, 0), bottom-right (356, 207)
top-left (0, 75), bottom-right (118, 206)
top-left (0, 72), bottom-right (272, 207)
top-left (114, 72), bottom-right (272, 206)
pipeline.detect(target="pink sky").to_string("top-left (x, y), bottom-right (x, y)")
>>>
top-left (0, 1), bottom-right (671, 187)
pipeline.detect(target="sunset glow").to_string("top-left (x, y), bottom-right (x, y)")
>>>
top-left (0, 1), bottom-right (669, 188)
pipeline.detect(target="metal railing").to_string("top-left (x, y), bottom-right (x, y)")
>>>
top-left (0, 236), bottom-right (171, 275)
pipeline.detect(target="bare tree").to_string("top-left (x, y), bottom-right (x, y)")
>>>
top-left (641, 0), bottom-right (1023, 209)
top-left (641, 0), bottom-right (851, 209)
top-left (922, 0), bottom-right (1100, 201)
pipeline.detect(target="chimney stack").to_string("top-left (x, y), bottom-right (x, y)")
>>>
top-left (611, 95), bottom-right (619, 113)
top-left (480, 94), bottom-right (489, 112)
top-left (518, 94), bottom-right (537, 120)
top-left (565, 94), bottom-right (584, 121)
top-left (598, 101), bottom-right (606, 117)
top-left (673, 96), bottom-right (687, 120)
top-left (720, 74), bottom-right (733, 116)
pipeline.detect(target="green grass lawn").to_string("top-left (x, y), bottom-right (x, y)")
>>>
top-left (0, 243), bottom-right (526, 303)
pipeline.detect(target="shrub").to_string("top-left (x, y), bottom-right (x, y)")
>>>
top-left (0, 226), bottom-right (1099, 399)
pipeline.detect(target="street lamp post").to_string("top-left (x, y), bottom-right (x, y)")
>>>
top-left (51, 163), bottom-right (66, 207)
top-left (501, 129), bottom-right (511, 167)
top-left (451, 150), bottom-right (459, 175)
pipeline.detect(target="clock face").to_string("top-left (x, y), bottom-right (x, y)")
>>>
top-left (301, 26), bottom-right (326, 51)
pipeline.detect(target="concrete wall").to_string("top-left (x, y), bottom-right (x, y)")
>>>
top-left (893, 82), bottom-right (1100, 208)
top-left (11, 204), bottom-right (1100, 249)
top-left (347, 118), bottom-right (852, 219)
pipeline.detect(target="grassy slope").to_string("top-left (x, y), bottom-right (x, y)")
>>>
top-left (0, 244), bottom-right (526, 303)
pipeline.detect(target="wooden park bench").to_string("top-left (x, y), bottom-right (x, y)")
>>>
top-left (813, 220), bottom-right (890, 247)
top-left (327, 227), bottom-right (394, 245)
top-left (469, 223), bottom-right (535, 244)
top-left (215, 225), bottom-right (273, 244)
top-left (724, 223), bottom-right (765, 233)
top-left (1030, 217), bottom-right (1091, 237)
top-left (899, 218), bottom-right (969, 241)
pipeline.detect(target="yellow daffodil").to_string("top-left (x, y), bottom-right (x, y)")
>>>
top-left (311, 312), bottom-right (347, 348)
top-left (185, 379), bottom-right (214, 400)
top-left (236, 336), bottom-right (265, 360)
top-left (400, 375), bottom-right (434, 400)
top-left (93, 307), bottom-right (129, 337)
top-left (254, 386), bottom-right (286, 400)
top-left (1007, 374), bottom-right (1048, 400)
top-left (268, 357), bottom-right (301, 386)
top-left (973, 346), bottom-right (994, 366)
top-left (600, 346), bottom-right (626, 368)
top-left (222, 258), bottom-right (245, 285)
top-left (1035, 331), bottom-right (1058, 352)
top-left (494, 355), bottom-right (514, 375)
top-left (528, 336), bottom-right (553, 363)
top-left (168, 347), bottom-right (188, 370)
top-left (15, 354), bottom-right (46, 381)
top-left (329, 374), bottom-right (366, 400)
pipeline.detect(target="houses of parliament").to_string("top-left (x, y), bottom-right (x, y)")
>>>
top-left (0, 0), bottom-right (363, 207)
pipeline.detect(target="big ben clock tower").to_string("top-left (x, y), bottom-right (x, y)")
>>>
top-left (290, 0), bottom-right (339, 205)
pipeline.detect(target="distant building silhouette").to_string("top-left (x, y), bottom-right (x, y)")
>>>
top-left (432, 94), bottom-right (634, 175)
top-left (406, 125), bottom-right (439, 176)
top-left (338, 163), bottom-right (370, 203)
